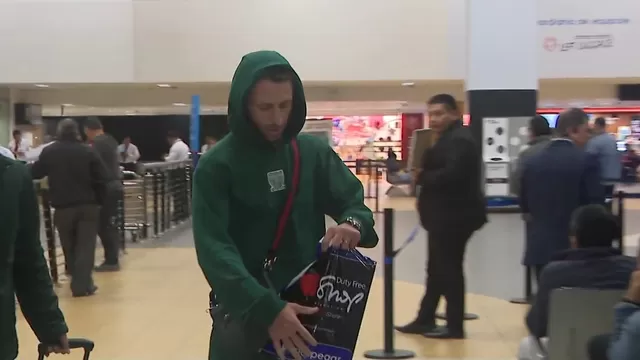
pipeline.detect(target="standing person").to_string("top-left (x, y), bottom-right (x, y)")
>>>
top-left (395, 94), bottom-right (487, 339)
top-left (1, 154), bottom-right (71, 360)
top-left (192, 50), bottom-right (378, 360)
top-left (201, 135), bottom-right (218, 153)
top-left (520, 108), bottom-right (604, 281)
top-left (31, 119), bottom-right (108, 297)
top-left (510, 115), bottom-right (552, 197)
top-left (165, 131), bottom-right (190, 161)
top-left (84, 117), bottom-right (123, 272)
top-left (586, 117), bottom-right (622, 198)
top-left (118, 136), bottom-right (141, 172)
top-left (8, 129), bottom-right (30, 161)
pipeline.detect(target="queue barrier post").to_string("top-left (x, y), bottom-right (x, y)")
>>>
top-left (41, 187), bottom-right (59, 284)
top-left (364, 208), bottom-right (416, 359)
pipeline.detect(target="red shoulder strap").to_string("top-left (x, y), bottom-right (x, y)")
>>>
top-left (269, 139), bottom-right (300, 254)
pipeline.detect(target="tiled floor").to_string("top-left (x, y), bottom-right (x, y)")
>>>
top-left (19, 191), bottom-right (640, 360)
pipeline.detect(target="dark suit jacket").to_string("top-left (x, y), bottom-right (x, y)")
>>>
top-left (520, 139), bottom-right (604, 266)
top-left (417, 120), bottom-right (487, 233)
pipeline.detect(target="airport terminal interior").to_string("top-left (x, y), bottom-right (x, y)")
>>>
top-left (3, 0), bottom-right (640, 359)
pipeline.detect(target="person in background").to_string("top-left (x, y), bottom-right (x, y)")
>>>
top-left (621, 143), bottom-right (640, 182)
top-left (8, 129), bottom-right (30, 161)
top-left (24, 135), bottom-right (55, 163)
top-left (586, 117), bottom-right (621, 199)
top-left (31, 119), bottom-right (108, 297)
top-left (192, 50), bottom-right (378, 359)
top-left (510, 115), bottom-right (552, 197)
top-left (0, 144), bottom-right (15, 159)
top-left (118, 136), bottom-right (140, 172)
top-left (84, 117), bottom-right (124, 272)
top-left (517, 204), bottom-right (635, 360)
top-left (396, 94), bottom-right (487, 339)
top-left (385, 148), bottom-right (412, 183)
top-left (201, 135), bottom-right (218, 153)
top-left (165, 130), bottom-right (190, 162)
top-left (0, 153), bottom-right (71, 360)
top-left (605, 266), bottom-right (640, 360)
top-left (520, 108), bottom-right (604, 282)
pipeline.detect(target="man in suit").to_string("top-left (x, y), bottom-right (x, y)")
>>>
top-left (520, 108), bottom-right (604, 280)
top-left (395, 94), bottom-right (487, 339)
top-left (510, 115), bottom-right (552, 197)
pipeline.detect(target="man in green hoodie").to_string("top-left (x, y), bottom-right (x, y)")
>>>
top-left (192, 50), bottom-right (379, 360)
top-left (0, 155), bottom-right (70, 360)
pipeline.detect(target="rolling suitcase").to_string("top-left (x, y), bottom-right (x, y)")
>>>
top-left (37, 338), bottom-right (94, 360)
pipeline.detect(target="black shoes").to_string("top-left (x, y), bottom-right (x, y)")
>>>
top-left (394, 320), bottom-right (436, 335)
top-left (422, 326), bottom-right (465, 339)
top-left (395, 320), bottom-right (465, 339)
top-left (94, 263), bottom-right (121, 272)
top-left (72, 285), bottom-right (98, 298)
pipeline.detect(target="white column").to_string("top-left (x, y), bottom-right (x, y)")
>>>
top-left (0, 88), bottom-right (13, 146)
top-left (466, 0), bottom-right (538, 91)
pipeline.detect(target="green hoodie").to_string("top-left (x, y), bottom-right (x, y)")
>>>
top-left (192, 51), bottom-right (378, 358)
top-left (0, 157), bottom-right (68, 360)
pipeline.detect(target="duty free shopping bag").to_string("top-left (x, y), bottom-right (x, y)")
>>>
top-left (262, 246), bottom-right (377, 360)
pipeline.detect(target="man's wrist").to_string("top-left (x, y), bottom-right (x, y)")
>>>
top-left (342, 217), bottom-right (362, 233)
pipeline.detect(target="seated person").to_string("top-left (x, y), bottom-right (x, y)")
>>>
top-left (603, 264), bottom-right (640, 360)
top-left (518, 204), bottom-right (636, 360)
top-left (385, 149), bottom-right (412, 184)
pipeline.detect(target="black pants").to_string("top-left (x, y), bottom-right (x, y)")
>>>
top-left (418, 227), bottom-right (474, 331)
top-left (54, 204), bottom-right (100, 295)
top-left (99, 184), bottom-right (123, 265)
top-left (588, 333), bottom-right (611, 360)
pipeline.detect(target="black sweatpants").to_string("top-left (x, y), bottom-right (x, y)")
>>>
top-left (418, 227), bottom-right (474, 331)
top-left (54, 204), bottom-right (100, 295)
top-left (99, 184), bottom-right (123, 265)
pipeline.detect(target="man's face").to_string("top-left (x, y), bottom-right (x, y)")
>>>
top-left (167, 136), bottom-right (176, 145)
top-left (84, 127), bottom-right (96, 142)
top-left (123, 137), bottom-right (130, 145)
top-left (427, 103), bottom-right (456, 134)
top-left (248, 78), bottom-right (293, 142)
top-left (568, 123), bottom-right (591, 147)
top-left (13, 133), bottom-right (20, 142)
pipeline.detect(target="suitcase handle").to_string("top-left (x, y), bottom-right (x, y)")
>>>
top-left (38, 338), bottom-right (94, 360)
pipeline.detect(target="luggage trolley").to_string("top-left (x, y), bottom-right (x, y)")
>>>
top-left (121, 171), bottom-right (147, 242)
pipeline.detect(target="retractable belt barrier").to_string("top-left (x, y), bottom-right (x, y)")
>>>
top-left (344, 159), bottom-right (381, 214)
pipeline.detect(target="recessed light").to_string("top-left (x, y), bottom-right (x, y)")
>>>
top-left (61, 103), bottom-right (74, 106)
top-left (401, 82), bottom-right (415, 87)
top-left (35, 84), bottom-right (49, 88)
top-left (173, 102), bottom-right (187, 106)
top-left (157, 84), bottom-right (172, 88)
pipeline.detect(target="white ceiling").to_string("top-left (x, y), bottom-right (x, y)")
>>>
top-left (5, 78), bottom-right (635, 116)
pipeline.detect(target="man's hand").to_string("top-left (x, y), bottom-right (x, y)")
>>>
top-left (45, 334), bottom-right (70, 356)
top-left (322, 223), bottom-right (360, 252)
top-left (625, 270), bottom-right (640, 303)
top-left (268, 303), bottom-right (319, 360)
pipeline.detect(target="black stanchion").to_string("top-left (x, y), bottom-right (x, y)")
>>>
top-left (364, 208), bottom-right (415, 360)
top-left (616, 190), bottom-right (625, 251)
top-left (152, 171), bottom-right (159, 237)
top-left (509, 266), bottom-right (533, 305)
top-left (374, 163), bottom-right (380, 213)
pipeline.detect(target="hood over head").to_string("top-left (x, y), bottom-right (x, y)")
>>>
top-left (227, 50), bottom-right (307, 145)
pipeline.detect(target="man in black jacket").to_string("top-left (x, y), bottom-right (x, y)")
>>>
top-left (396, 94), bottom-right (487, 339)
top-left (84, 117), bottom-right (123, 272)
top-left (31, 118), bottom-right (108, 297)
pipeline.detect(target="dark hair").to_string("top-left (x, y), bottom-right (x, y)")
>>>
top-left (12, 129), bottom-right (21, 136)
top-left (594, 117), bottom-right (607, 128)
top-left (167, 130), bottom-right (180, 139)
top-left (260, 65), bottom-right (294, 83)
top-left (569, 204), bottom-right (620, 248)
top-left (57, 118), bottom-right (80, 141)
top-left (85, 116), bottom-right (103, 130)
top-left (427, 94), bottom-right (458, 112)
top-left (529, 115), bottom-right (552, 137)
top-left (556, 108), bottom-right (588, 137)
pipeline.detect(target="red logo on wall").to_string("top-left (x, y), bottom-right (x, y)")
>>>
top-left (543, 37), bottom-right (558, 51)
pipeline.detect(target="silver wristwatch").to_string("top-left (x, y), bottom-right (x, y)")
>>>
top-left (343, 217), bottom-right (362, 233)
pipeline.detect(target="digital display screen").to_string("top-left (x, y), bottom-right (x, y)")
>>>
top-left (540, 114), bottom-right (558, 128)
